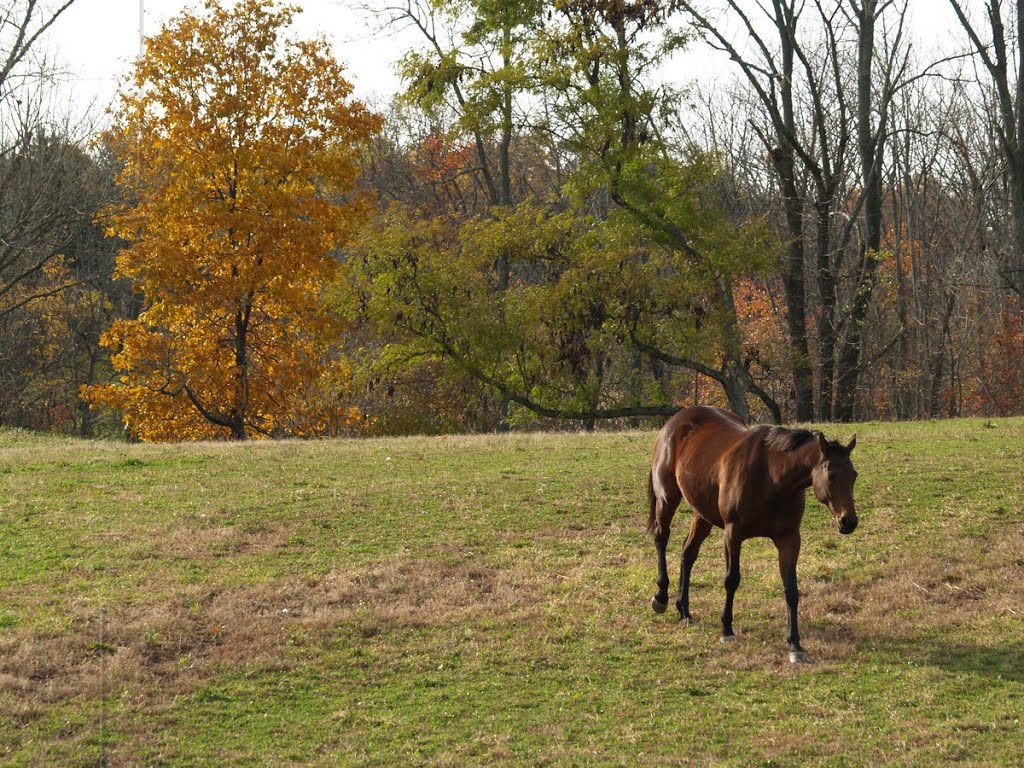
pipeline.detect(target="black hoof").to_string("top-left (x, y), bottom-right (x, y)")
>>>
top-left (651, 596), bottom-right (668, 614)
top-left (678, 615), bottom-right (694, 626)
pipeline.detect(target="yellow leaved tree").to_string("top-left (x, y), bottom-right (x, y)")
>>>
top-left (85, 0), bottom-right (380, 440)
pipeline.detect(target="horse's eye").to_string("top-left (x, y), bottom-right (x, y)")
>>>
top-left (827, 471), bottom-right (837, 482)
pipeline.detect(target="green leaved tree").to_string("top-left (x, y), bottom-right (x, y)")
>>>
top-left (345, 0), bottom-right (778, 428)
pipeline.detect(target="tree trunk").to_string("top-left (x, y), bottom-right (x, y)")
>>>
top-left (721, 362), bottom-right (750, 423)
top-left (773, 2), bottom-right (813, 421)
top-left (815, 200), bottom-right (837, 421)
top-left (79, 345), bottom-right (98, 438)
top-left (231, 305), bottom-right (250, 440)
top-left (927, 292), bottom-right (956, 417)
top-left (771, 146), bottom-right (814, 421)
top-left (715, 278), bottom-right (751, 422)
top-left (834, 0), bottom-right (885, 422)
top-left (834, 247), bottom-right (881, 422)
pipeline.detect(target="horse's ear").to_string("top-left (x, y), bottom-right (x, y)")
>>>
top-left (846, 434), bottom-right (857, 453)
top-left (816, 432), bottom-right (829, 456)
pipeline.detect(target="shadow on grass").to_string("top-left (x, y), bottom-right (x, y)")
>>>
top-left (846, 628), bottom-right (1024, 682)
top-left (906, 638), bottom-right (1024, 682)
top-left (810, 617), bottom-right (1024, 682)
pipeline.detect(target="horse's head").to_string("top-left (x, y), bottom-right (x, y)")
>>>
top-left (811, 433), bottom-right (859, 534)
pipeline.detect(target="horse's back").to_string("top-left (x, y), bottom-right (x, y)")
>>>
top-left (656, 406), bottom-right (747, 458)
top-left (651, 407), bottom-right (749, 525)
top-left (672, 405), bottom-right (745, 432)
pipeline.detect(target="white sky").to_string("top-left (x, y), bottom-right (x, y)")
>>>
top-left (43, 0), bottom-right (963, 124)
top-left (45, 0), bottom-right (411, 119)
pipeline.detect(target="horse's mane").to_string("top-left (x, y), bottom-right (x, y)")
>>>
top-left (762, 426), bottom-right (816, 452)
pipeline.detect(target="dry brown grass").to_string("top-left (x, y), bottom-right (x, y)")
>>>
top-left (0, 547), bottom-right (553, 736)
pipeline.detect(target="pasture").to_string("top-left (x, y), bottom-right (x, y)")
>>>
top-left (0, 419), bottom-right (1022, 766)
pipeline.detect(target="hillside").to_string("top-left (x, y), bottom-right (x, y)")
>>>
top-left (1, 419), bottom-right (1022, 765)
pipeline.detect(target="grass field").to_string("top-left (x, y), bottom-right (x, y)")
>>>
top-left (1, 418), bottom-right (1023, 766)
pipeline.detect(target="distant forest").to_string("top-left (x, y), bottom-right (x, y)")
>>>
top-left (4, 0), bottom-right (1024, 440)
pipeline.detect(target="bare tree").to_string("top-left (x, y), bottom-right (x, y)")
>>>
top-left (872, 73), bottom-right (1002, 418)
top-left (832, 0), bottom-right (913, 420)
top-left (0, 1), bottom-right (129, 434)
top-left (946, 0), bottom-right (1024, 296)
top-left (678, 0), bottom-right (913, 421)
top-left (0, 1), bottom-right (76, 98)
top-left (0, 0), bottom-right (82, 316)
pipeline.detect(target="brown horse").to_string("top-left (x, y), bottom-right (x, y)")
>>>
top-left (647, 406), bottom-right (858, 663)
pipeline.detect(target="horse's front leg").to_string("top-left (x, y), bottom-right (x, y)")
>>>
top-left (775, 532), bottom-right (809, 663)
top-left (720, 523), bottom-right (742, 641)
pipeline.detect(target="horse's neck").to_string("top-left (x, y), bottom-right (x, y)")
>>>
top-left (771, 442), bottom-right (818, 493)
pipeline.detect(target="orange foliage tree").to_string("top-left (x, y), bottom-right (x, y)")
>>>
top-left (85, 0), bottom-right (380, 441)
top-left (970, 299), bottom-right (1024, 416)
top-left (733, 276), bottom-right (791, 413)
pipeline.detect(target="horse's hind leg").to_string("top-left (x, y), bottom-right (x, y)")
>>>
top-left (676, 514), bottom-right (712, 623)
top-left (649, 475), bottom-right (681, 614)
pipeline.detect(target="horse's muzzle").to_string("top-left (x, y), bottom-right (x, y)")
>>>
top-left (838, 516), bottom-right (858, 535)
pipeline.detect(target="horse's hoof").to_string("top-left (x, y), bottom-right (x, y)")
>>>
top-left (719, 634), bottom-right (737, 643)
top-left (789, 650), bottom-right (811, 664)
top-left (651, 597), bottom-right (668, 614)
top-left (678, 615), bottom-right (693, 626)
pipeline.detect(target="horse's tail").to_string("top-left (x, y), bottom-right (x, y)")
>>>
top-left (646, 469), bottom-right (657, 535)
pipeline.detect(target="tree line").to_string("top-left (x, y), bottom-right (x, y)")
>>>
top-left (3, 0), bottom-right (1024, 440)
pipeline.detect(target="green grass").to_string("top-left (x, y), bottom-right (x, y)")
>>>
top-left (1, 419), bottom-right (1023, 766)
